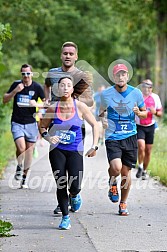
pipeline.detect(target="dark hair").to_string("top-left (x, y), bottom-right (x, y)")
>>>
top-left (20, 64), bottom-right (32, 72)
top-left (58, 76), bottom-right (74, 85)
top-left (61, 41), bottom-right (78, 52)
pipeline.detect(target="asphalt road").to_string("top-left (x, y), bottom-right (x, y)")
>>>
top-left (0, 124), bottom-right (167, 252)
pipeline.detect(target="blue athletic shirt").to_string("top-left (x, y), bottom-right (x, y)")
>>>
top-left (100, 85), bottom-right (145, 140)
top-left (49, 99), bottom-right (84, 151)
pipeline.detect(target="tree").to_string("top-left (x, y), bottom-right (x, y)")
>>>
top-left (0, 0), bottom-right (166, 106)
top-left (0, 22), bottom-right (12, 72)
top-left (154, 0), bottom-right (167, 108)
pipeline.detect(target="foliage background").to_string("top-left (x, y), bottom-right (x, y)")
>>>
top-left (0, 0), bottom-right (166, 88)
top-left (0, 0), bottom-right (167, 177)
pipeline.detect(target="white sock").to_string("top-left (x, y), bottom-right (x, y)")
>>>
top-left (138, 163), bottom-right (143, 169)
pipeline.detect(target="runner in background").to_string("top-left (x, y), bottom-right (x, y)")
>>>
top-left (3, 64), bottom-right (45, 188)
top-left (136, 79), bottom-right (163, 179)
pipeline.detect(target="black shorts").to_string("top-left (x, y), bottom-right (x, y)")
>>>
top-left (105, 135), bottom-right (138, 169)
top-left (137, 124), bottom-right (155, 144)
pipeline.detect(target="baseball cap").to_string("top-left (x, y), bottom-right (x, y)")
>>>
top-left (113, 64), bottom-right (128, 75)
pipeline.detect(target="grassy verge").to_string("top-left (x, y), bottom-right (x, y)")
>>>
top-left (0, 127), bottom-right (15, 178)
top-left (149, 124), bottom-right (167, 186)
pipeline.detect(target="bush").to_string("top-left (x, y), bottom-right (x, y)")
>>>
top-left (0, 220), bottom-right (13, 237)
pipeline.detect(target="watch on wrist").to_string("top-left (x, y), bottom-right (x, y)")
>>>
top-left (41, 131), bottom-right (49, 138)
top-left (91, 145), bottom-right (98, 151)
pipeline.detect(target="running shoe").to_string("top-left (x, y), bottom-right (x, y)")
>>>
top-left (136, 167), bottom-right (143, 178)
top-left (142, 171), bottom-right (147, 180)
top-left (108, 184), bottom-right (119, 203)
top-left (14, 165), bottom-right (22, 180)
top-left (20, 184), bottom-right (29, 189)
top-left (53, 204), bottom-right (62, 214)
top-left (54, 199), bottom-right (71, 214)
top-left (59, 215), bottom-right (71, 230)
top-left (20, 180), bottom-right (29, 189)
top-left (119, 202), bottom-right (129, 216)
top-left (70, 194), bottom-right (82, 212)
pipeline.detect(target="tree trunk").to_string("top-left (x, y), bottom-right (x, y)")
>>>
top-left (154, 33), bottom-right (167, 109)
top-left (154, 0), bottom-right (167, 109)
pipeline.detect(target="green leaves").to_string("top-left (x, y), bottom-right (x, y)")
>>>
top-left (0, 0), bottom-right (166, 90)
top-left (0, 23), bottom-right (12, 59)
top-left (0, 220), bottom-right (13, 237)
top-left (0, 23), bottom-right (12, 43)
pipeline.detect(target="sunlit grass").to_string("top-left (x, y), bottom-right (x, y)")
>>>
top-left (149, 124), bottom-right (167, 186)
top-left (0, 129), bottom-right (15, 178)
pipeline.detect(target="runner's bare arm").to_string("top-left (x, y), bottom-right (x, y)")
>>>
top-left (72, 72), bottom-right (94, 107)
top-left (3, 83), bottom-right (24, 104)
top-left (77, 86), bottom-right (94, 106)
top-left (98, 105), bottom-right (108, 129)
top-left (39, 106), bottom-right (54, 134)
top-left (44, 84), bottom-right (51, 104)
top-left (77, 101), bottom-right (99, 157)
top-left (133, 105), bottom-right (147, 119)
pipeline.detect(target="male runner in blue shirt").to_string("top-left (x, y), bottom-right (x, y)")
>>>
top-left (100, 63), bottom-right (147, 215)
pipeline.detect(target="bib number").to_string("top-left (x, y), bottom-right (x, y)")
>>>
top-left (115, 121), bottom-right (133, 133)
top-left (17, 94), bottom-right (31, 107)
top-left (56, 130), bottom-right (76, 144)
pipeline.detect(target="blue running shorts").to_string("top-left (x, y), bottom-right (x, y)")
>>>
top-left (11, 121), bottom-right (38, 143)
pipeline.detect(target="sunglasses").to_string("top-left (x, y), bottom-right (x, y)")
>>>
top-left (21, 72), bottom-right (31, 76)
top-left (142, 83), bottom-right (152, 88)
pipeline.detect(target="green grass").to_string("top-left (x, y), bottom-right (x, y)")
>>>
top-left (149, 124), bottom-right (167, 186)
top-left (0, 128), bottom-right (15, 178)
top-left (0, 97), bottom-right (14, 176)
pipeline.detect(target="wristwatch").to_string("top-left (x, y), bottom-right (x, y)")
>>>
top-left (41, 131), bottom-right (49, 138)
top-left (91, 145), bottom-right (98, 151)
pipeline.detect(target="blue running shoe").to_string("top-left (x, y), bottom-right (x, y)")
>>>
top-left (119, 202), bottom-right (129, 216)
top-left (70, 194), bottom-right (82, 212)
top-left (59, 215), bottom-right (71, 230)
top-left (108, 184), bottom-right (119, 203)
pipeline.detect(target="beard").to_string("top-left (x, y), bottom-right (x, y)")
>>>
top-left (118, 85), bottom-right (124, 89)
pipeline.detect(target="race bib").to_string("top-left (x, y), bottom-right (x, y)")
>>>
top-left (115, 121), bottom-right (133, 133)
top-left (56, 130), bottom-right (76, 144)
top-left (17, 94), bottom-right (31, 107)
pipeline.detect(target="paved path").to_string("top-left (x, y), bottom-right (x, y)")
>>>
top-left (0, 124), bottom-right (167, 252)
